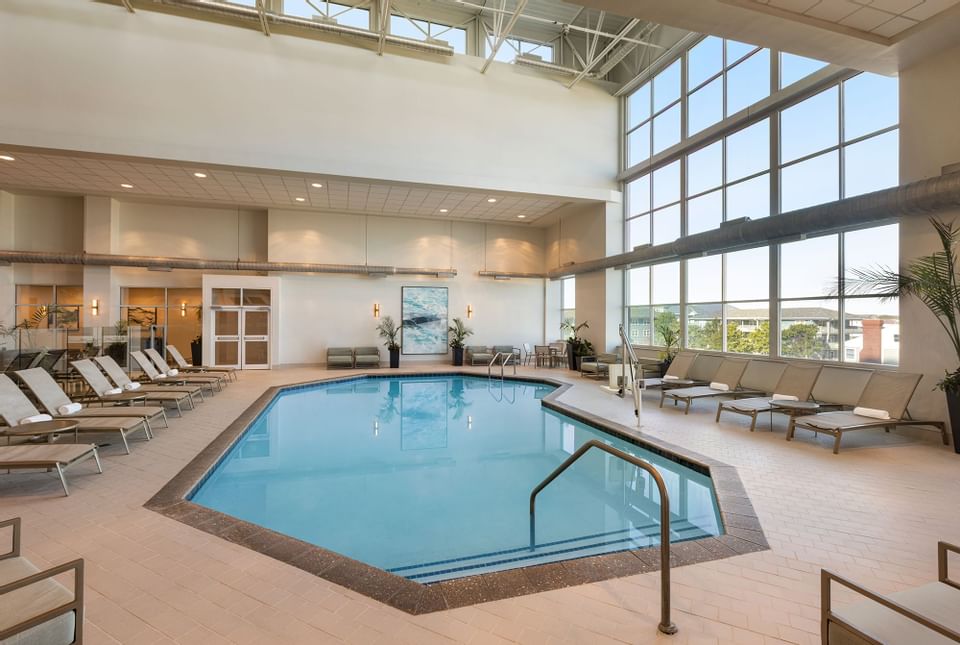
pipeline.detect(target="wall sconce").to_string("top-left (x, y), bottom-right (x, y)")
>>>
top-left (373, 303), bottom-right (380, 318)
top-left (466, 305), bottom-right (473, 319)
top-left (180, 302), bottom-right (187, 317)
top-left (91, 299), bottom-right (99, 317)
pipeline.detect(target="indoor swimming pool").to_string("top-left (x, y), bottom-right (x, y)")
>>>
top-left (191, 375), bottom-right (723, 582)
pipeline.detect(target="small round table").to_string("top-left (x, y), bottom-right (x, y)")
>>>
top-left (1, 419), bottom-right (80, 445)
top-left (769, 400), bottom-right (820, 437)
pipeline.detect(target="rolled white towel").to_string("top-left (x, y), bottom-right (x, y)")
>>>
top-left (167, 369), bottom-right (179, 376)
top-left (663, 375), bottom-right (679, 381)
top-left (123, 382), bottom-right (142, 391)
top-left (709, 382), bottom-right (730, 392)
top-left (853, 406), bottom-right (891, 420)
top-left (19, 414), bottom-right (53, 424)
top-left (104, 387), bottom-right (122, 396)
top-left (57, 402), bottom-right (83, 416)
top-left (771, 393), bottom-right (799, 401)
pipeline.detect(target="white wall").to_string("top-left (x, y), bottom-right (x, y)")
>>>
top-left (898, 41), bottom-right (960, 422)
top-left (117, 202), bottom-right (266, 261)
top-left (0, 0), bottom-right (618, 202)
top-left (12, 194), bottom-right (83, 253)
top-left (269, 211), bottom-right (547, 364)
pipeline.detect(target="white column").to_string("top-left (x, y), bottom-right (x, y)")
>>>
top-left (0, 191), bottom-right (14, 349)
top-left (82, 196), bottom-right (120, 326)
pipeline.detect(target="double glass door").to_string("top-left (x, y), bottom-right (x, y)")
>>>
top-left (211, 288), bottom-right (271, 369)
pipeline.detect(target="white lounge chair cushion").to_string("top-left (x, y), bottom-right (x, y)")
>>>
top-left (772, 393), bottom-right (799, 401)
top-left (123, 382), bottom-right (141, 391)
top-left (853, 406), bottom-right (891, 420)
top-left (166, 369), bottom-right (179, 376)
top-left (709, 382), bottom-right (730, 392)
top-left (0, 556), bottom-right (76, 644)
top-left (56, 403), bottom-right (82, 416)
top-left (104, 388), bottom-right (122, 396)
top-left (663, 375), bottom-right (679, 381)
top-left (831, 582), bottom-right (960, 645)
top-left (19, 414), bottom-right (53, 425)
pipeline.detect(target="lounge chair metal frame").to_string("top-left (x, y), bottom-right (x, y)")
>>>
top-left (821, 541), bottom-right (960, 643)
top-left (0, 444), bottom-right (102, 496)
top-left (0, 517), bottom-right (85, 642)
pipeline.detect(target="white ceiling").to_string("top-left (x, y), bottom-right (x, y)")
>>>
top-left (0, 148), bottom-right (575, 225)
top-left (741, 0), bottom-right (959, 38)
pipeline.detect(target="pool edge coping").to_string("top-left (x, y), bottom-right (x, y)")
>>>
top-left (144, 370), bottom-right (768, 615)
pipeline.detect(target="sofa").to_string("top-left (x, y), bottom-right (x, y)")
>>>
top-left (326, 347), bottom-right (354, 369)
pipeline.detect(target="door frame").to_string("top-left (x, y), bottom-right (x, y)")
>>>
top-left (202, 276), bottom-right (280, 370)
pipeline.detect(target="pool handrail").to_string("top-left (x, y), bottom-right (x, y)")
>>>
top-left (529, 439), bottom-right (677, 636)
top-left (488, 352), bottom-right (517, 379)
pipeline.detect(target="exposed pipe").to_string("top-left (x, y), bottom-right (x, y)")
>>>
top-left (478, 270), bottom-right (547, 279)
top-left (0, 250), bottom-right (457, 277)
top-left (548, 171), bottom-right (960, 279)
top-left (158, 0), bottom-right (454, 56)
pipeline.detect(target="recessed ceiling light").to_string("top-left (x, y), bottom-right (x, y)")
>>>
top-left (193, 172), bottom-right (207, 178)
top-left (120, 183), bottom-right (134, 189)
top-left (0, 155), bottom-right (14, 162)
top-left (439, 208), bottom-right (449, 213)
top-left (311, 182), bottom-right (323, 188)
top-left (487, 198), bottom-right (498, 203)
top-left (517, 215), bottom-right (526, 219)
top-left (295, 197), bottom-right (306, 202)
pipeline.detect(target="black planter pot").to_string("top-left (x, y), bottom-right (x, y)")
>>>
top-left (568, 351), bottom-right (580, 371)
top-left (452, 347), bottom-right (464, 366)
top-left (944, 389), bottom-right (960, 454)
top-left (190, 340), bottom-right (202, 366)
top-left (660, 359), bottom-right (672, 377)
top-left (389, 348), bottom-right (400, 368)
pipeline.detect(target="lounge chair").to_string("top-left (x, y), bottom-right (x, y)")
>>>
top-left (144, 348), bottom-right (225, 390)
top-left (659, 358), bottom-right (752, 413)
top-left (35, 349), bottom-right (67, 374)
top-left (326, 348), bottom-right (354, 369)
top-left (0, 517), bottom-right (86, 640)
top-left (650, 353), bottom-right (725, 391)
top-left (466, 346), bottom-right (494, 366)
top-left (642, 351), bottom-right (697, 388)
top-left (491, 345), bottom-right (519, 365)
top-left (15, 367), bottom-right (168, 434)
top-left (789, 371), bottom-right (948, 453)
top-left (166, 344), bottom-right (237, 382)
top-left (0, 375), bottom-right (149, 455)
top-left (93, 355), bottom-right (204, 405)
top-left (580, 352), bottom-right (620, 379)
top-left (353, 347), bottom-right (380, 369)
top-left (131, 351), bottom-right (219, 396)
top-left (717, 363), bottom-right (823, 432)
top-left (72, 359), bottom-right (191, 417)
top-left (2, 352), bottom-right (41, 374)
top-left (821, 541), bottom-right (960, 643)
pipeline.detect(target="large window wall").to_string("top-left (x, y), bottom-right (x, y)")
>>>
top-left (622, 36), bottom-right (900, 365)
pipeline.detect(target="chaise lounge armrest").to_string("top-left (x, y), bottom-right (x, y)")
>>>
top-left (821, 565), bottom-right (960, 644)
top-left (0, 518), bottom-right (84, 644)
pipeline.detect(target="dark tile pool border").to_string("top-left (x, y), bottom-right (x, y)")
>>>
top-left (145, 370), bottom-right (767, 614)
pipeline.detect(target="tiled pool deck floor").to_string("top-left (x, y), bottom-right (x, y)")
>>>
top-left (1, 364), bottom-right (958, 644)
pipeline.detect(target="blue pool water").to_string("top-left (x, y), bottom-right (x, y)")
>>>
top-left (191, 376), bottom-right (722, 582)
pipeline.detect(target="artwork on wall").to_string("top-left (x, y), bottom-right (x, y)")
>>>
top-left (401, 286), bottom-right (449, 355)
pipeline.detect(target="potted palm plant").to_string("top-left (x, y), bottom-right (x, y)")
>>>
top-left (377, 315), bottom-right (402, 368)
top-left (654, 310), bottom-right (681, 376)
top-left (561, 321), bottom-right (593, 371)
top-left (847, 218), bottom-right (960, 453)
top-left (448, 317), bottom-right (473, 366)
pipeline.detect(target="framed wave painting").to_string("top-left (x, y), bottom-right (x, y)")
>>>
top-left (401, 286), bottom-right (449, 355)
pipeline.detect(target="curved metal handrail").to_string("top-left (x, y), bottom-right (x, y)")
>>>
top-left (529, 439), bottom-right (677, 635)
top-left (487, 352), bottom-right (518, 379)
